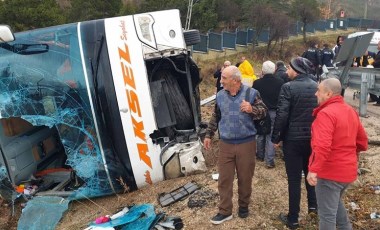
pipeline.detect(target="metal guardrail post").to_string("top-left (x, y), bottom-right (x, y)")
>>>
top-left (359, 73), bottom-right (368, 117)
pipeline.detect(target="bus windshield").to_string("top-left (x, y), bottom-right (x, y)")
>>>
top-left (0, 22), bottom-right (119, 198)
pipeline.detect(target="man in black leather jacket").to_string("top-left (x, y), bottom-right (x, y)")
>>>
top-left (271, 57), bottom-right (318, 229)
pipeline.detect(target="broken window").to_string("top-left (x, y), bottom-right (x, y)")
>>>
top-left (0, 24), bottom-right (118, 199)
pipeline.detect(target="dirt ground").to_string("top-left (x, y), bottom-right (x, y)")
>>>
top-left (1, 85), bottom-right (380, 229)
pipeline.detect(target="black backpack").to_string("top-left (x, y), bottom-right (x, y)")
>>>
top-left (245, 88), bottom-right (271, 135)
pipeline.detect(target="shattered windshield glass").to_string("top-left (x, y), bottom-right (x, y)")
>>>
top-left (0, 23), bottom-right (116, 199)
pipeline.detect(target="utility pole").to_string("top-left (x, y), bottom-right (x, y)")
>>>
top-left (185, 0), bottom-right (194, 30)
top-left (364, 0), bottom-right (368, 19)
top-left (328, 0), bottom-right (332, 19)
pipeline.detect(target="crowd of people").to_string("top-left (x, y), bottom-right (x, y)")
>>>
top-left (206, 44), bottom-right (369, 228)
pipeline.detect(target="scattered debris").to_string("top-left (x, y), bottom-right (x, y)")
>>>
top-left (95, 216), bottom-right (110, 224)
top-left (200, 95), bottom-right (216, 106)
top-left (87, 204), bottom-right (156, 230)
top-left (158, 182), bottom-right (199, 207)
top-left (17, 196), bottom-right (70, 230)
top-left (350, 202), bottom-right (360, 210)
top-left (368, 139), bottom-right (380, 145)
top-left (110, 207), bottom-right (129, 220)
top-left (153, 216), bottom-right (183, 230)
top-left (358, 168), bottom-right (371, 175)
top-left (211, 173), bottom-right (219, 181)
top-left (370, 212), bottom-right (380, 219)
top-left (188, 188), bottom-right (218, 208)
top-left (371, 185), bottom-right (380, 194)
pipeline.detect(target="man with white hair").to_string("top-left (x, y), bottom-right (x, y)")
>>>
top-left (204, 65), bottom-right (267, 224)
top-left (253, 60), bottom-right (284, 168)
top-left (307, 78), bottom-right (368, 229)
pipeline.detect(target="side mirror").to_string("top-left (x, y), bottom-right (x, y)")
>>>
top-left (0, 25), bottom-right (15, 43)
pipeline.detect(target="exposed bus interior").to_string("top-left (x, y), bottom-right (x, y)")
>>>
top-left (0, 117), bottom-right (84, 199)
top-left (145, 54), bottom-right (206, 180)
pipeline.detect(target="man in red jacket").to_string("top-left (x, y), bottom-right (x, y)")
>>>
top-left (307, 78), bottom-right (368, 230)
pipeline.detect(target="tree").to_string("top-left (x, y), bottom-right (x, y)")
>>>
top-left (67, 0), bottom-right (122, 22)
top-left (216, 0), bottom-right (241, 31)
top-left (243, 0), bottom-right (273, 48)
top-left (138, 0), bottom-right (182, 12)
top-left (267, 11), bottom-right (292, 57)
top-left (137, 0), bottom-right (188, 27)
top-left (0, 0), bottom-right (66, 32)
top-left (191, 0), bottom-right (218, 32)
top-left (119, 2), bottom-right (139, 16)
top-left (290, 0), bottom-right (321, 43)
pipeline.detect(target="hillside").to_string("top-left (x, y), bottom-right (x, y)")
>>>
top-left (196, 30), bottom-right (354, 96)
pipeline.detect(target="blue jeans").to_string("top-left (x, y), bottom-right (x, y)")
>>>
top-left (316, 178), bottom-right (352, 230)
top-left (256, 110), bottom-right (276, 165)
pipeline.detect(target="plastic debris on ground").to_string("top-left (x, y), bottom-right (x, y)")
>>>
top-left (110, 207), bottom-right (129, 220)
top-left (158, 182), bottom-right (199, 207)
top-left (153, 216), bottom-right (183, 230)
top-left (370, 212), bottom-right (380, 219)
top-left (350, 202), bottom-right (360, 210)
top-left (211, 173), bottom-right (219, 181)
top-left (90, 207), bottom-right (130, 225)
top-left (88, 204), bottom-right (156, 230)
top-left (370, 185), bottom-right (380, 194)
top-left (17, 196), bottom-right (70, 230)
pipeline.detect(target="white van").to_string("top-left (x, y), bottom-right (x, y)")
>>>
top-left (0, 9), bottom-right (206, 201)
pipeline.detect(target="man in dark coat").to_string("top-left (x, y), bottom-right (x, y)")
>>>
top-left (272, 57), bottom-right (318, 229)
top-left (302, 41), bottom-right (321, 76)
top-left (253, 60), bottom-right (284, 168)
top-left (321, 44), bottom-right (334, 67)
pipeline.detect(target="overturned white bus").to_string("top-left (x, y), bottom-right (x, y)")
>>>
top-left (0, 9), bottom-right (206, 202)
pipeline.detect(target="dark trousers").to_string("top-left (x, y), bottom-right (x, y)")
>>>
top-left (283, 140), bottom-right (317, 223)
top-left (217, 139), bottom-right (256, 215)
